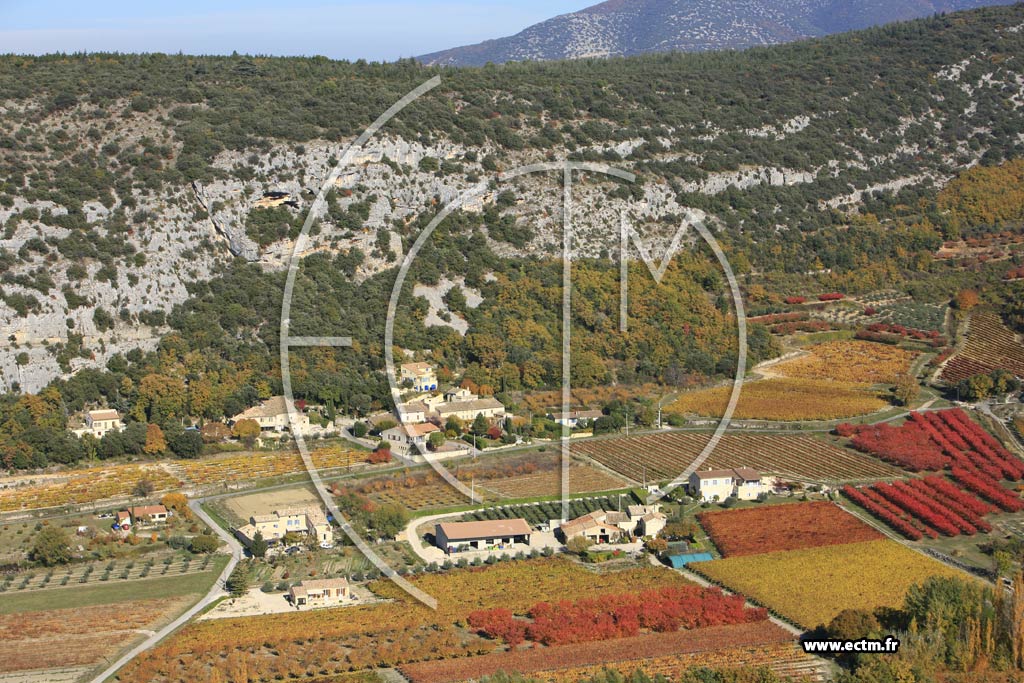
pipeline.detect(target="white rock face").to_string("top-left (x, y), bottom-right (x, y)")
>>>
top-left (0, 38), bottom-right (1011, 392)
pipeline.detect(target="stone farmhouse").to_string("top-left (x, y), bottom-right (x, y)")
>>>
top-left (114, 505), bottom-right (169, 529)
top-left (381, 422), bottom-right (441, 457)
top-left (229, 395), bottom-right (310, 434)
top-left (559, 504), bottom-right (666, 543)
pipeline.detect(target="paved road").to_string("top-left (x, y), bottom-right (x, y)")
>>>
top-left (88, 499), bottom-right (244, 683)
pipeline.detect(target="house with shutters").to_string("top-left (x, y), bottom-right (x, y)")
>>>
top-left (687, 468), bottom-right (766, 502)
top-left (400, 362), bottom-right (438, 392)
top-left (289, 578), bottom-right (351, 609)
top-left (72, 409), bottom-right (124, 439)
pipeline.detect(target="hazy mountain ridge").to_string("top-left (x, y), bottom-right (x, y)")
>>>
top-left (418, 0), bottom-right (1014, 66)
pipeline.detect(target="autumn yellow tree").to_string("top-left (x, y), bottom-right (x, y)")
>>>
top-left (132, 373), bottom-right (187, 423)
top-left (954, 289), bottom-right (980, 313)
top-left (143, 424), bottom-right (167, 455)
top-left (232, 419), bottom-right (261, 445)
top-left (893, 374), bottom-right (920, 407)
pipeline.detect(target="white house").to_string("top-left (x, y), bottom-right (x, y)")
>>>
top-left (444, 387), bottom-right (476, 402)
top-left (396, 401), bottom-right (428, 423)
top-left (548, 410), bottom-right (603, 428)
top-left (73, 409), bottom-right (124, 439)
top-left (381, 422), bottom-right (441, 457)
top-left (688, 468), bottom-right (765, 502)
top-left (400, 362), bottom-right (438, 392)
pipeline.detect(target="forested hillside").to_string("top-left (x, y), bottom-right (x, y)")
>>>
top-left (0, 6), bottom-right (1024, 470)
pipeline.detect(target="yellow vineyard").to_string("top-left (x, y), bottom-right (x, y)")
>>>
top-left (772, 340), bottom-right (916, 385)
top-left (0, 445), bottom-right (368, 512)
top-left (692, 539), bottom-right (963, 628)
top-left (176, 446), bottom-right (368, 485)
top-left (0, 465), bottom-right (182, 513)
top-left (668, 377), bottom-right (887, 421)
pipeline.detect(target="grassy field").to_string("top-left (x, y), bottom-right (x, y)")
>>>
top-left (0, 554), bottom-right (228, 613)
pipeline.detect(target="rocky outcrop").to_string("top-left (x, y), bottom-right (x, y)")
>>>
top-left (192, 181), bottom-right (260, 261)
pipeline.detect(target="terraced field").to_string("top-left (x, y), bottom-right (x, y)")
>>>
top-left (174, 445), bottom-right (370, 486)
top-left (574, 432), bottom-right (904, 484)
top-left (0, 445), bottom-right (370, 513)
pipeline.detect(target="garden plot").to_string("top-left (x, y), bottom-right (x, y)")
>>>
top-left (223, 485), bottom-right (324, 523)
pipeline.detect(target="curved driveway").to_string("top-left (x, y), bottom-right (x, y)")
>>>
top-left (89, 499), bottom-right (243, 683)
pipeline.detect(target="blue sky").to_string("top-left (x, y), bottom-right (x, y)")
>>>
top-left (0, 1), bottom-right (595, 61)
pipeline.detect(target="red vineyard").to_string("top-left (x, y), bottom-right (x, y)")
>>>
top-left (843, 474), bottom-right (1007, 540)
top-left (466, 587), bottom-right (766, 647)
top-left (698, 501), bottom-right (882, 557)
top-left (841, 409), bottom-right (1024, 539)
top-left (840, 409), bottom-right (1024, 479)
